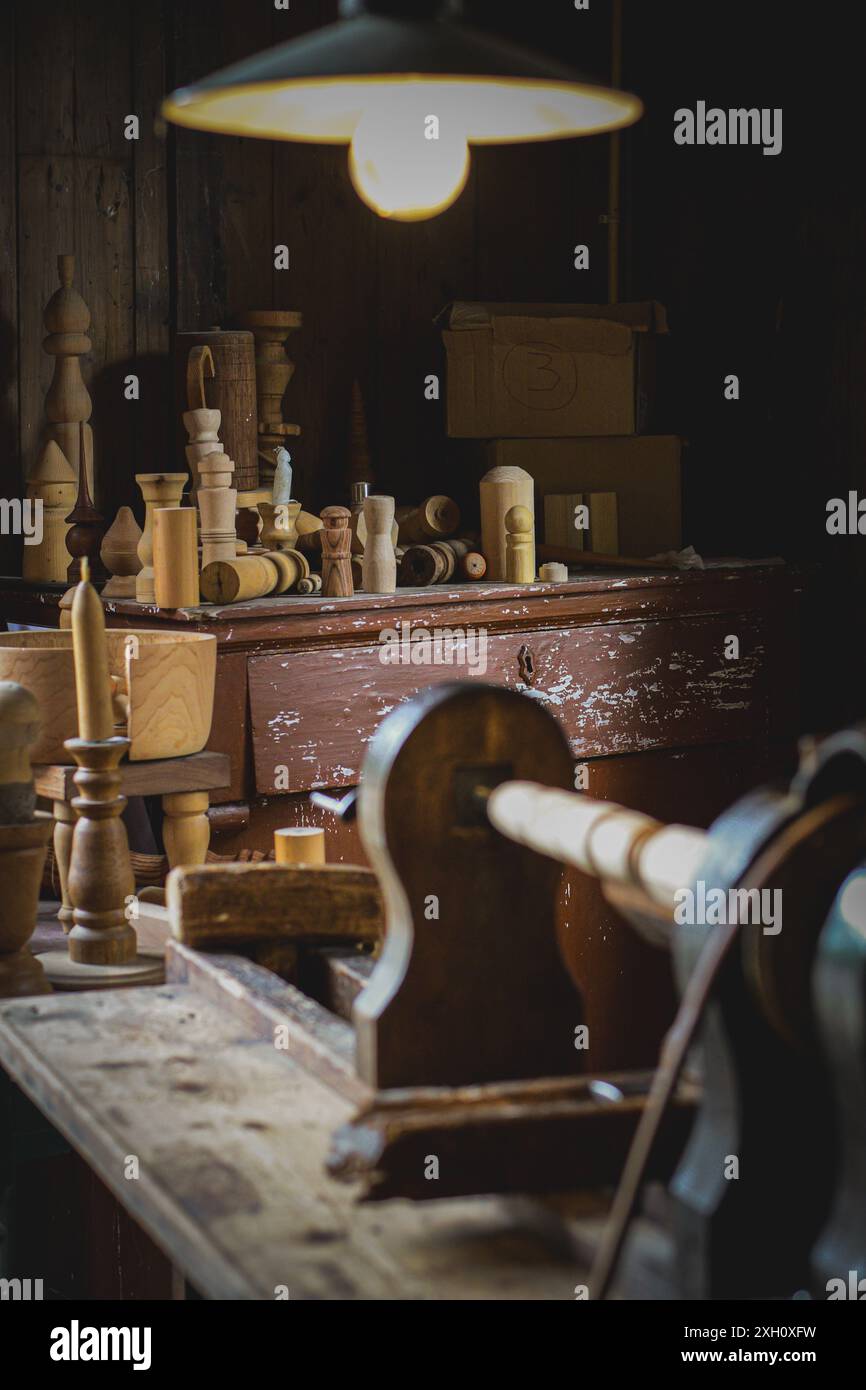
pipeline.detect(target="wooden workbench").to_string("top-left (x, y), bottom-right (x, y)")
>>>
top-left (0, 980), bottom-right (609, 1300)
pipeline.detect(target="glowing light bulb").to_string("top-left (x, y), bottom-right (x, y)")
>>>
top-left (349, 92), bottom-right (470, 222)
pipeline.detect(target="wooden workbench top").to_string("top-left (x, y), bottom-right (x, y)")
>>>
top-left (0, 984), bottom-right (592, 1300)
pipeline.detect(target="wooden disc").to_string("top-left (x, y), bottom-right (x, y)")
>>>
top-left (39, 949), bottom-right (164, 990)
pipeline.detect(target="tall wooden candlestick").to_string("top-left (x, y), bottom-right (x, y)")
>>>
top-left (40, 561), bottom-right (161, 989)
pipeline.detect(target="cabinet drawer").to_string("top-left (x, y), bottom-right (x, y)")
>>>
top-left (248, 613), bottom-right (766, 794)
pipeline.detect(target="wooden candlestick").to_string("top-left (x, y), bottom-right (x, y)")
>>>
top-left (154, 507), bottom-right (199, 608)
top-left (135, 472), bottom-right (188, 603)
top-left (0, 682), bottom-right (52, 997)
top-left (101, 506), bottom-right (142, 598)
top-left (43, 254), bottom-right (94, 494)
top-left (40, 568), bottom-right (161, 988)
top-left (505, 505), bottom-right (536, 585)
top-left (361, 496), bottom-right (396, 594)
top-left (274, 826), bottom-right (326, 865)
top-left (320, 506), bottom-right (353, 598)
top-left (22, 441), bottom-right (76, 583)
top-left (238, 310), bottom-right (303, 488)
top-left (480, 465), bottom-right (534, 580)
top-left (397, 495), bottom-right (460, 544)
top-left (65, 422), bottom-right (106, 583)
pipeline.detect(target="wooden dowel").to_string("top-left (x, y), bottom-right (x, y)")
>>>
top-left (486, 782), bottom-right (707, 907)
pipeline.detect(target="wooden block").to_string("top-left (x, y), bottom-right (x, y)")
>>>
top-left (544, 493), bottom-right (585, 551)
top-left (167, 862), bottom-right (383, 949)
top-left (588, 491), bottom-right (619, 554)
top-left (153, 507), bottom-right (199, 608)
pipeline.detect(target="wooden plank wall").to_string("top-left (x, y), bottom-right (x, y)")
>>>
top-left (0, 0), bottom-right (611, 573)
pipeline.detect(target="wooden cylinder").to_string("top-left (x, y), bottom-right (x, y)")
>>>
top-left (398, 495), bottom-right (461, 544)
top-left (136, 472), bottom-right (188, 603)
top-left (274, 826), bottom-right (326, 865)
top-left (263, 548), bottom-right (309, 594)
top-left (154, 507), bottom-right (199, 608)
top-left (539, 562), bottom-right (568, 582)
top-left (460, 551), bottom-right (487, 580)
top-left (486, 781), bottom-right (708, 910)
top-left (176, 330), bottom-right (258, 491)
top-left (199, 555), bottom-right (278, 604)
top-left (480, 466), bottom-right (534, 580)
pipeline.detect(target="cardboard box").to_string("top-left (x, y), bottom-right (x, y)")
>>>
top-left (440, 301), bottom-right (667, 439)
top-left (488, 435), bottom-right (682, 558)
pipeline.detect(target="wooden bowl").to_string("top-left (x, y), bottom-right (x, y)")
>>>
top-left (0, 630), bottom-right (216, 763)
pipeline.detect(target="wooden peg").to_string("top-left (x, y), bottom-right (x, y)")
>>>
top-left (320, 506), bottom-right (353, 597)
top-left (361, 495), bottom-right (396, 594)
top-left (39, 569), bottom-right (161, 989)
top-left (43, 254), bottom-right (94, 493)
top-left (0, 682), bottom-right (52, 997)
top-left (65, 422), bottom-right (106, 583)
top-left (480, 465), bottom-right (534, 580)
top-left (135, 472), bottom-right (188, 602)
top-left (397, 495), bottom-right (460, 544)
top-left (199, 554), bottom-right (279, 604)
top-left (22, 441), bottom-right (76, 584)
top-left (101, 506), bottom-right (143, 598)
top-left (274, 826), bottom-right (326, 865)
top-left (154, 507), bottom-right (199, 608)
top-left (505, 505), bottom-right (536, 585)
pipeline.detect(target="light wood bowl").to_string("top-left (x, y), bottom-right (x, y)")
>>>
top-left (0, 630), bottom-right (216, 763)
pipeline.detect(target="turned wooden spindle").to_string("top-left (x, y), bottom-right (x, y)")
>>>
top-left (361, 496), bottom-right (397, 594)
top-left (196, 450), bottom-right (237, 569)
top-left (100, 506), bottom-right (143, 598)
top-left (40, 561), bottom-right (162, 988)
top-left (65, 422), bottom-right (106, 584)
top-left (320, 506), bottom-right (353, 598)
top-left (136, 472), bottom-right (188, 603)
top-left (505, 505), bottom-right (536, 585)
top-left (43, 254), bottom-right (94, 494)
top-left (397, 495), bottom-right (460, 545)
top-left (0, 682), bottom-right (52, 997)
top-left (22, 440), bottom-right (76, 583)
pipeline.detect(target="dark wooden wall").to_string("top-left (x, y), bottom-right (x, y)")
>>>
top-left (0, 0), bottom-right (611, 559)
top-left (1, 0), bottom-right (862, 723)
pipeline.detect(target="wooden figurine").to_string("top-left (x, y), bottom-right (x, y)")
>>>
top-left (135, 473), bottom-right (188, 603)
top-left (22, 440), bottom-right (77, 583)
top-left (200, 554), bottom-right (279, 604)
top-left (43, 254), bottom-right (94, 493)
top-left (320, 506), bottom-right (353, 598)
top-left (101, 506), bottom-right (142, 598)
top-left (505, 505), bottom-right (536, 585)
top-left (361, 496), bottom-right (397, 594)
top-left (480, 465), bottom-right (534, 580)
top-left (238, 310), bottom-right (302, 489)
top-left (397, 495), bottom-right (460, 545)
top-left (175, 330), bottom-right (259, 493)
top-left (274, 826), bottom-right (326, 865)
top-left (65, 422), bottom-right (106, 583)
top-left (0, 681), bottom-right (52, 997)
top-left (39, 561), bottom-right (161, 989)
top-left (154, 507), bottom-right (199, 608)
top-left (196, 450), bottom-right (237, 569)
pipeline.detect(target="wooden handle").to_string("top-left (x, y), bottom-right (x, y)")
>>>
top-left (486, 781), bottom-right (707, 908)
top-left (186, 345), bottom-right (215, 411)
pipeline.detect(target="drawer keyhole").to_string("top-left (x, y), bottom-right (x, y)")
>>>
top-left (517, 644), bottom-right (536, 686)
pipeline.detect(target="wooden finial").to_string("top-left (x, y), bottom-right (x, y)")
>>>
top-left (505, 504), bottom-right (536, 585)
